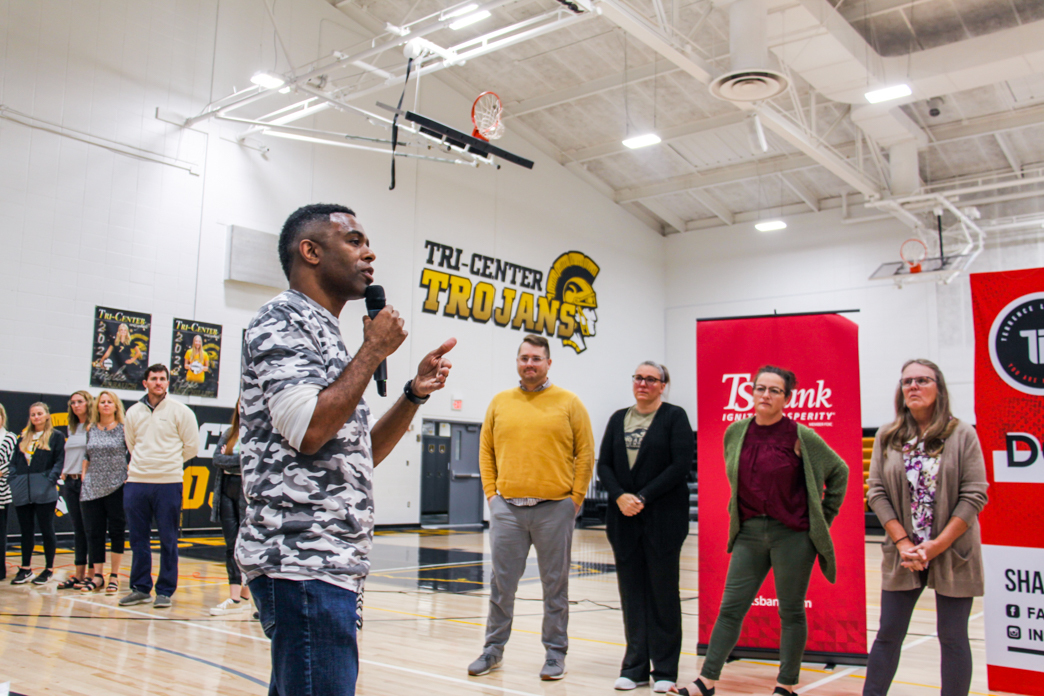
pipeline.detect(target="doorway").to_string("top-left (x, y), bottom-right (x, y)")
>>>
top-left (420, 420), bottom-right (484, 528)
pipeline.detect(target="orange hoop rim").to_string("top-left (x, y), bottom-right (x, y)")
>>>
top-left (471, 91), bottom-right (503, 141)
top-left (900, 238), bottom-right (928, 274)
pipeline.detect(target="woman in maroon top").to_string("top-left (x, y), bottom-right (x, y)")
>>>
top-left (674, 366), bottom-right (848, 696)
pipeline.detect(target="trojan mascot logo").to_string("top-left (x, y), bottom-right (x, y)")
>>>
top-left (418, 241), bottom-right (601, 354)
top-left (546, 252), bottom-right (599, 354)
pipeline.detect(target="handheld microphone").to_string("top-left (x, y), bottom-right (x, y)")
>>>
top-left (364, 284), bottom-right (388, 396)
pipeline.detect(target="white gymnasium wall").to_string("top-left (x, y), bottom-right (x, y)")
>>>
top-left (0, 0), bottom-right (666, 523)
top-left (663, 206), bottom-right (1044, 430)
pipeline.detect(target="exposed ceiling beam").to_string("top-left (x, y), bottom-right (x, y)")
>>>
top-left (563, 111), bottom-right (746, 163)
top-left (614, 150), bottom-right (834, 203)
top-left (690, 189), bottom-right (734, 226)
top-left (507, 60), bottom-right (680, 118)
top-left (594, 0), bottom-right (882, 200)
top-left (611, 103), bottom-right (1044, 205)
top-left (752, 105), bottom-right (881, 198)
top-left (926, 103), bottom-right (1044, 145)
top-left (638, 198), bottom-right (687, 233)
top-left (595, 0), bottom-right (717, 85)
top-left (994, 133), bottom-right (1023, 177)
top-left (779, 173), bottom-right (820, 212)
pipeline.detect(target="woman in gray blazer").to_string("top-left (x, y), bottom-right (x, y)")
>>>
top-left (864, 359), bottom-right (988, 696)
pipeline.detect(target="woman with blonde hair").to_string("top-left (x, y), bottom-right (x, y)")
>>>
top-left (208, 399), bottom-right (251, 614)
top-left (0, 402), bottom-right (18, 581)
top-left (94, 323), bottom-right (145, 382)
top-left (184, 334), bottom-right (210, 384)
top-left (9, 402), bottom-right (66, 585)
top-left (864, 360), bottom-right (988, 696)
top-left (80, 391), bottom-right (129, 594)
top-left (58, 390), bottom-right (93, 590)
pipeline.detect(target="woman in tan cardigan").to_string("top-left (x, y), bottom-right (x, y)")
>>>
top-left (864, 359), bottom-right (988, 696)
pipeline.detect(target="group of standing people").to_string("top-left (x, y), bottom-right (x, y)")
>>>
top-left (225, 203), bottom-right (990, 696)
top-left (0, 392), bottom-right (128, 589)
top-left (464, 335), bottom-right (988, 696)
top-left (0, 364), bottom-right (205, 612)
top-left (594, 358), bottom-right (987, 696)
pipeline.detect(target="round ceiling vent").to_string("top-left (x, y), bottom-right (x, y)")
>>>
top-left (710, 70), bottom-right (789, 102)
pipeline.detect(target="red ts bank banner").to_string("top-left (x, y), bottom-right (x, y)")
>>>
top-left (696, 313), bottom-right (868, 662)
top-left (972, 268), bottom-right (1044, 696)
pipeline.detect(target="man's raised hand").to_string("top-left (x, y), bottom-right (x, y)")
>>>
top-left (411, 338), bottom-right (457, 397)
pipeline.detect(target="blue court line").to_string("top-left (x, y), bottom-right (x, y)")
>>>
top-left (0, 622), bottom-right (268, 687)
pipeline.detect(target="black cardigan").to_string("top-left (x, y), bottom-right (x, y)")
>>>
top-left (597, 402), bottom-right (693, 556)
top-left (9, 430), bottom-right (66, 506)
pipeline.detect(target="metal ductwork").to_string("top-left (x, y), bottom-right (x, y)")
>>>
top-left (709, 0), bottom-right (788, 102)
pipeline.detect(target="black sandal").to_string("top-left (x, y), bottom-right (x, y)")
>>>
top-left (106, 574), bottom-right (119, 595)
top-left (57, 577), bottom-right (84, 590)
top-left (80, 573), bottom-right (105, 593)
top-left (674, 679), bottom-right (714, 696)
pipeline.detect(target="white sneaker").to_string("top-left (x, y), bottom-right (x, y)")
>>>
top-left (615, 677), bottom-right (649, 690)
top-left (653, 681), bottom-right (674, 693)
top-left (210, 597), bottom-right (249, 616)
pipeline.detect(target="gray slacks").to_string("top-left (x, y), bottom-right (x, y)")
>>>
top-left (484, 496), bottom-right (575, 659)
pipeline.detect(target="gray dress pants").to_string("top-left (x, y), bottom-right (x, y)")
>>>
top-left (484, 496), bottom-right (576, 659)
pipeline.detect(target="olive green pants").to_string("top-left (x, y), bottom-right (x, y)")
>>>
top-left (701, 516), bottom-right (818, 686)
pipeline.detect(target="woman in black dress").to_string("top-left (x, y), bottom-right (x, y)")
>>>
top-left (599, 362), bottom-right (694, 693)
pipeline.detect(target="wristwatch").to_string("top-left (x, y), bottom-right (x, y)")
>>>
top-left (404, 379), bottom-right (429, 405)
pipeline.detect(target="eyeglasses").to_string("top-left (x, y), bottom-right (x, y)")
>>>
top-left (632, 375), bottom-right (664, 385)
top-left (753, 385), bottom-right (785, 396)
top-left (517, 356), bottom-right (547, 365)
top-left (900, 376), bottom-right (936, 388)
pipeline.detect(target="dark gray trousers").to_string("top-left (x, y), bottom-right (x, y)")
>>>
top-left (863, 571), bottom-right (973, 696)
top-left (483, 497), bottom-right (575, 660)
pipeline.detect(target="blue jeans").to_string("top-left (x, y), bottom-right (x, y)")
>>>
top-left (124, 482), bottom-right (182, 597)
top-left (250, 575), bottom-right (360, 696)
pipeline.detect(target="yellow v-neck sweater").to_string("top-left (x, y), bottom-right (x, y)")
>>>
top-left (479, 385), bottom-right (595, 506)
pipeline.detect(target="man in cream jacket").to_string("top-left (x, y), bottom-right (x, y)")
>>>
top-left (119, 364), bottom-right (199, 608)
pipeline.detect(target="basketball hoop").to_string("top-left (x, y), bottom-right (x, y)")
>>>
top-left (471, 91), bottom-right (504, 141)
top-left (900, 238), bottom-right (928, 274)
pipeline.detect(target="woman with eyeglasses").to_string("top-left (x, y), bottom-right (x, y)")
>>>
top-left (674, 366), bottom-right (848, 696)
top-left (863, 360), bottom-right (987, 696)
top-left (599, 362), bottom-right (693, 693)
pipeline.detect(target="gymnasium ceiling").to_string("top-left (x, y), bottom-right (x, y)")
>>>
top-left (299, 0), bottom-right (1044, 236)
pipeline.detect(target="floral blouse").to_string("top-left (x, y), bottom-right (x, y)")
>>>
top-left (903, 438), bottom-right (941, 545)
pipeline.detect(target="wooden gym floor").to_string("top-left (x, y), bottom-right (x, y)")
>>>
top-left (0, 527), bottom-right (1005, 695)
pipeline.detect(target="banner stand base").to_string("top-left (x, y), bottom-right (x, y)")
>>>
top-left (695, 644), bottom-right (869, 667)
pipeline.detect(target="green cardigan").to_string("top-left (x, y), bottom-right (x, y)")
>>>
top-left (723, 418), bottom-right (850, 583)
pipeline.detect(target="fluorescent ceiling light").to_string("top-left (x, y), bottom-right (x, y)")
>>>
top-left (444, 3), bottom-right (478, 19)
top-left (450, 10), bottom-right (491, 30)
top-left (755, 220), bottom-right (787, 232)
top-left (622, 133), bottom-right (661, 149)
top-left (864, 84), bottom-right (912, 104)
top-left (251, 72), bottom-right (286, 90)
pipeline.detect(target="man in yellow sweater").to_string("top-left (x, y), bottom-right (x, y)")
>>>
top-left (119, 364), bottom-right (199, 609)
top-left (468, 334), bottom-right (594, 681)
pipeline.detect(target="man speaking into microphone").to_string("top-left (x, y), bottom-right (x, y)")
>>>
top-left (237, 203), bottom-right (455, 696)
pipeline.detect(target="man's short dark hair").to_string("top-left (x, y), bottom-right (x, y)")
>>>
top-left (144, 363), bottom-right (170, 381)
top-left (279, 203), bottom-right (356, 280)
top-left (519, 334), bottom-right (550, 358)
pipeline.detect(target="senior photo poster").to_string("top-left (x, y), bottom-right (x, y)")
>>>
top-left (90, 306), bottom-right (152, 391)
top-left (169, 318), bottom-right (222, 398)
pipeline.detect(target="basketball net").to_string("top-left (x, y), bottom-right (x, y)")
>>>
top-left (472, 91), bottom-right (504, 141)
top-left (900, 238), bottom-right (927, 274)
